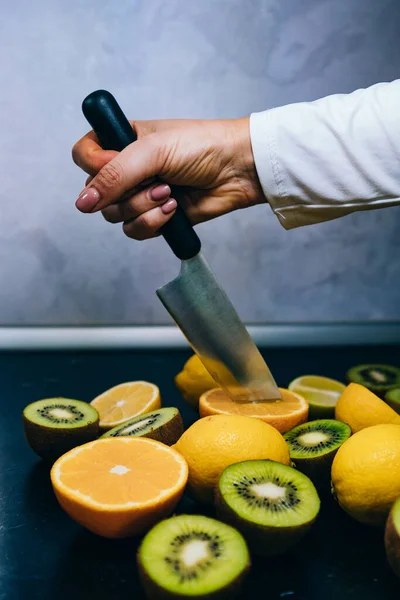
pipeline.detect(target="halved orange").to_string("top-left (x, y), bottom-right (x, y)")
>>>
top-left (50, 437), bottom-right (188, 538)
top-left (90, 381), bottom-right (161, 431)
top-left (199, 388), bottom-right (308, 434)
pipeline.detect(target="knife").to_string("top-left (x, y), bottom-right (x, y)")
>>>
top-left (81, 90), bottom-right (281, 403)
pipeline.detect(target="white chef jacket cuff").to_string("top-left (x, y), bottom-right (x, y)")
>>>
top-left (249, 109), bottom-right (297, 229)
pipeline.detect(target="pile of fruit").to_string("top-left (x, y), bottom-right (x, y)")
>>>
top-left (22, 361), bottom-right (400, 598)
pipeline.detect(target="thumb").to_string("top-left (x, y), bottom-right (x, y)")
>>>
top-left (75, 134), bottom-right (166, 213)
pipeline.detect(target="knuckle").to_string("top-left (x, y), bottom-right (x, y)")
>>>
top-left (122, 221), bottom-right (140, 241)
top-left (71, 142), bottom-right (82, 167)
top-left (101, 208), bottom-right (117, 224)
top-left (138, 211), bottom-right (153, 233)
top-left (96, 161), bottom-right (124, 192)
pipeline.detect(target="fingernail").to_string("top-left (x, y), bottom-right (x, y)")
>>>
top-left (150, 184), bottom-right (171, 201)
top-left (161, 199), bottom-right (177, 215)
top-left (75, 187), bottom-right (100, 212)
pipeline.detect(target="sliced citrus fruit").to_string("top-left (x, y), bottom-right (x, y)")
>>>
top-left (198, 388), bottom-right (308, 434)
top-left (50, 437), bottom-right (188, 538)
top-left (90, 381), bottom-right (161, 430)
top-left (288, 375), bottom-right (346, 419)
top-left (335, 382), bottom-right (400, 433)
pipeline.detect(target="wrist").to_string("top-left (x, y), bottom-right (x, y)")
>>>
top-left (232, 117), bottom-right (267, 207)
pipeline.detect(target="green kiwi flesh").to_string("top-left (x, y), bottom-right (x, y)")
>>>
top-left (215, 460), bottom-right (320, 557)
top-left (384, 497), bottom-right (400, 579)
top-left (137, 514), bottom-right (250, 599)
top-left (283, 419), bottom-right (351, 490)
top-left (346, 364), bottom-right (400, 395)
top-left (100, 407), bottom-right (183, 446)
top-left (23, 398), bottom-right (99, 462)
top-left (385, 388), bottom-right (400, 415)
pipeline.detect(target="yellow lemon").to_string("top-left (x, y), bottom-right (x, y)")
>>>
top-left (173, 414), bottom-right (290, 504)
top-left (335, 382), bottom-right (400, 433)
top-left (331, 424), bottom-right (400, 526)
top-left (174, 355), bottom-right (218, 409)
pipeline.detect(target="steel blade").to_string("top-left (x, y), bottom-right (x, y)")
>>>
top-left (156, 252), bottom-right (281, 403)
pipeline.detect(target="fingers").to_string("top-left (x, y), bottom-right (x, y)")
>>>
top-left (72, 130), bottom-right (118, 177)
top-left (101, 184), bottom-right (171, 223)
top-left (123, 200), bottom-right (178, 240)
top-left (75, 135), bottom-right (166, 213)
top-left (101, 182), bottom-right (177, 240)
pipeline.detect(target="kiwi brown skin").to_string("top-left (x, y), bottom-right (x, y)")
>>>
top-left (23, 414), bottom-right (99, 463)
top-left (141, 411), bottom-right (184, 446)
top-left (101, 410), bottom-right (184, 446)
top-left (214, 484), bottom-right (316, 558)
top-left (384, 504), bottom-right (400, 579)
top-left (137, 545), bottom-right (250, 600)
top-left (291, 447), bottom-right (343, 495)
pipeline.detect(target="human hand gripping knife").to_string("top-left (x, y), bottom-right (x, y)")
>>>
top-left (82, 90), bottom-right (281, 403)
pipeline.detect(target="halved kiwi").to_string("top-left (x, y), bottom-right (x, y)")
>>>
top-left (100, 407), bottom-right (184, 446)
top-left (283, 419), bottom-right (351, 490)
top-left (385, 388), bottom-right (400, 415)
top-left (346, 364), bottom-right (400, 396)
top-left (23, 398), bottom-right (99, 462)
top-left (215, 460), bottom-right (320, 556)
top-left (385, 497), bottom-right (400, 579)
top-left (137, 514), bottom-right (250, 599)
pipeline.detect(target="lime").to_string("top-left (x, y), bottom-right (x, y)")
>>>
top-left (288, 375), bottom-right (346, 419)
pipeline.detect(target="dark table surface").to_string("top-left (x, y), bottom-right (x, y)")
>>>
top-left (1, 344), bottom-right (400, 600)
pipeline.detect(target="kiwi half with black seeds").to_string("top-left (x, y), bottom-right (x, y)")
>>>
top-left (346, 364), bottom-right (400, 396)
top-left (23, 398), bottom-right (99, 462)
top-left (385, 388), bottom-right (400, 415)
top-left (283, 419), bottom-right (351, 490)
top-left (215, 460), bottom-right (320, 557)
top-left (101, 407), bottom-right (184, 446)
top-left (137, 514), bottom-right (250, 599)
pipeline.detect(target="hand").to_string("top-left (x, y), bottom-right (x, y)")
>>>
top-left (72, 117), bottom-right (266, 240)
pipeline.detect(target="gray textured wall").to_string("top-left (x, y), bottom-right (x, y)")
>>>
top-left (1, 0), bottom-right (400, 325)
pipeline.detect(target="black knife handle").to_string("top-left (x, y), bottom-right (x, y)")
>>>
top-left (82, 90), bottom-right (201, 260)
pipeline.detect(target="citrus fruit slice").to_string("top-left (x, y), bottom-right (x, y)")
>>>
top-left (198, 388), bottom-right (308, 434)
top-left (50, 437), bottom-right (188, 538)
top-left (90, 381), bottom-right (161, 430)
top-left (172, 414), bottom-right (290, 504)
top-left (288, 375), bottom-right (345, 419)
top-left (335, 382), bottom-right (400, 433)
top-left (331, 424), bottom-right (400, 526)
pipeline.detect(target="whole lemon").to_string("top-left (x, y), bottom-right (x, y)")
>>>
top-left (174, 355), bottom-right (217, 409)
top-left (173, 414), bottom-right (290, 504)
top-left (331, 424), bottom-right (400, 526)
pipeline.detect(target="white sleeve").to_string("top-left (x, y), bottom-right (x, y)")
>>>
top-left (250, 80), bottom-right (400, 229)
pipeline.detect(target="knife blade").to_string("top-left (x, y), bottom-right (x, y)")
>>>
top-left (81, 90), bottom-right (281, 403)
